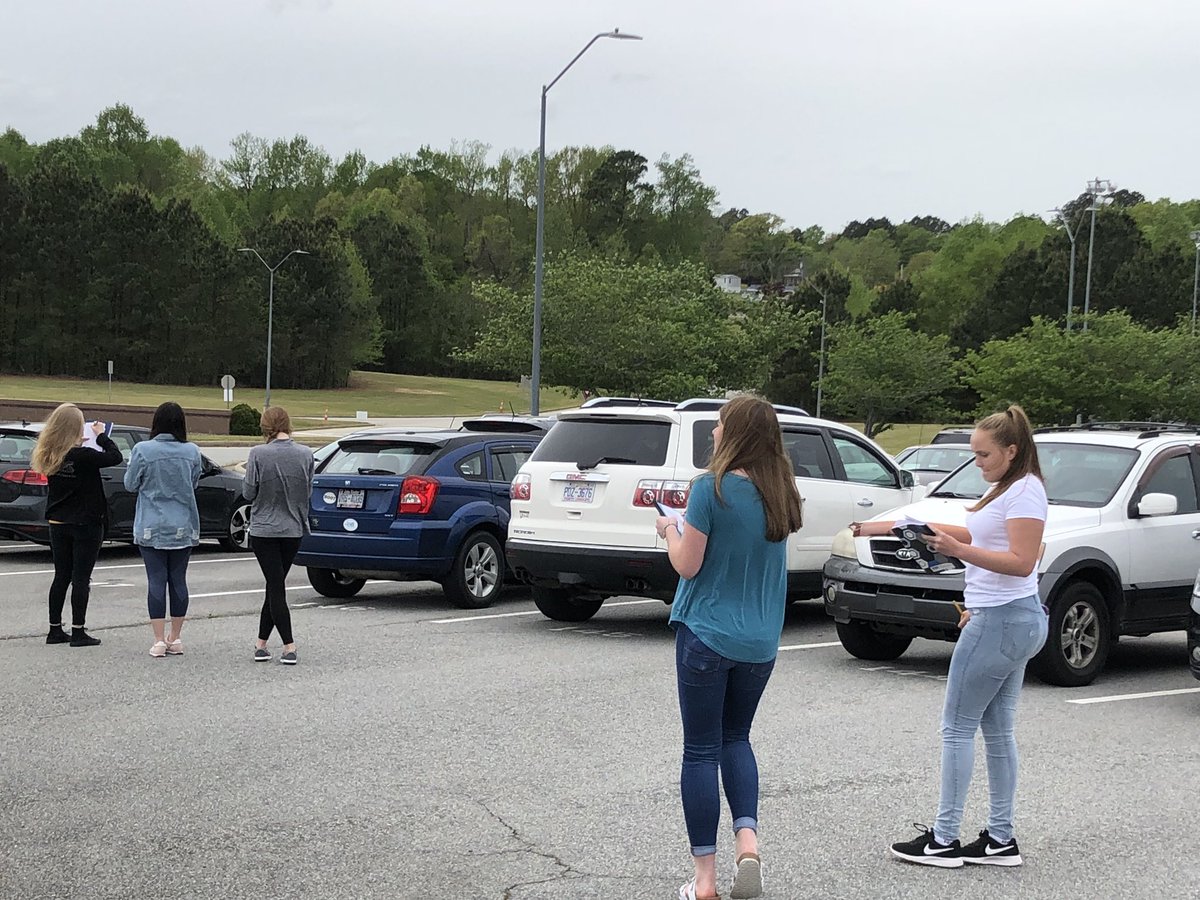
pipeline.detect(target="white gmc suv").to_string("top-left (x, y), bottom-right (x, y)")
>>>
top-left (506, 398), bottom-right (925, 623)
top-left (823, 423), bottom-right (1200, 686)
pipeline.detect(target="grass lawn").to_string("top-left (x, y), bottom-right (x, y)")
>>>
top-left (863, 422), bottom-right (965, 455)
top-left (0, 371), bottom-right (575, 418)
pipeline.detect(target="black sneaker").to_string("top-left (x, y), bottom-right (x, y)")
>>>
top-left (889, 824), bottom-right (963, 868)
top-left (69, 628), bottom-right (101, 647)
top-left (279, 651), bottom-right (298, 665)
top-left (46, 626), bottom-right (71, 645)
top-left (960, 830), bottom-right (1022, 866)
top-left (254, 647), bottom-right (271, 662)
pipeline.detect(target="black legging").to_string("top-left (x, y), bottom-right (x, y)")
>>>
top-left (252, 536), bottom-right (301, 644)
top-left (48, 522), bottom-right (104, 628)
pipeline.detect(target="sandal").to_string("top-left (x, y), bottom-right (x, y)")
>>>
top-left (730, 853), bottom-right (762, 899)
top-left (678, 878), bottom-right (721, 900)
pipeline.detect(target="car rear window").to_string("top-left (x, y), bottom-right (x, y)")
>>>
top-left (323, 442), bottom-right (437, 477)
top-left (0, 432), bottom-right (37, 464)
top-left (530, 419), bottom-right (670, 466)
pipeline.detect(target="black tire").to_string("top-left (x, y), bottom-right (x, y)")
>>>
top-left (218, 503), bottom-right (252, 551)
top-left (307, 567), bottom-right (366, 599)
top-left (444, 531), bottom-right (505, 609)
top-left (835, 619), bottom-right (913, 661)
top-left (1030, 580), bottom-right (1110, 687)
top-left (532, 586), bottom-right (603, 622)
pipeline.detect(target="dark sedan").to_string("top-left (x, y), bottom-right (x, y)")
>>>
top-left (0, 422), bottom-right (250, 550)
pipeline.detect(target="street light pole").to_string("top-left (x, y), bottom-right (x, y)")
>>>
top-left (238, 248), bottom-right (310, 408)
top-left (1190, 230), bottom-right (1200, 336)
top-left (530, 28), bottom-right (642, 416)
top-left (815, 285), bottom-right (829, 418)
top-left (1081, 178), bottom-right (1115, 332)
top-left (1051, 207), bottom-right (1082, 331)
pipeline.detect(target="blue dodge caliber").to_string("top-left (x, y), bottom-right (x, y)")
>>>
top-left (296, 419), bottom-right (548, 609)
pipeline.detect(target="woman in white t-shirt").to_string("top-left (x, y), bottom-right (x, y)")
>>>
top-left (856, 406), bottom-right (1049, 869)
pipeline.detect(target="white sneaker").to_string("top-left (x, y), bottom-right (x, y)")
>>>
top-left (149, 641), bottom-right (168, 658)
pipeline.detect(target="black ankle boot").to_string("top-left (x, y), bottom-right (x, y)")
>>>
top-left (69, 628), bottom-right (101, 647)
top-left (46, 625), bottom-right (70, 645)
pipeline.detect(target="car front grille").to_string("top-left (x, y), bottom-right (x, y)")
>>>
top-left (870, 537), bottom-right (928, 573)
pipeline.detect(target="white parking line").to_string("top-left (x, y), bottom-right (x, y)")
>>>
top-left (1066, 687), bottom-right (1200, 705)
top-left (430, 598), bottom-right (660, 625)
top-left (778, 641), bottom-right (842, 652)
top-left (0, 557), bottom-right (259, 578)
top-left (189, 585), bottom-right (310, 599)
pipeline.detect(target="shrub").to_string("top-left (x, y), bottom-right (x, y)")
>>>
top-left (229, 403), bottom-right (262, 436)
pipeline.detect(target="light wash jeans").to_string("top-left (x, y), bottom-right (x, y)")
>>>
top-left (933, 594), bottom-right (1048, 845)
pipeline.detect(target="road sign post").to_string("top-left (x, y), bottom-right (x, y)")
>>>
top-left (220, 374), bottom-right (236, 408)
top-left (107, 360), bottom-right (113, 402)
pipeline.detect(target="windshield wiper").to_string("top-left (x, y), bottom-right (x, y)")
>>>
top-left (577, 456), bottom-right (636, 471)
top-left (929, 490), bottom-right (980, 499)
top-left (357, 467), bottom-right (396, 476)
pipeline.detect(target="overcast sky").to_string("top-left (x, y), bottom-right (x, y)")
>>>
top-left (4, 0), bottom-right (1198, 231)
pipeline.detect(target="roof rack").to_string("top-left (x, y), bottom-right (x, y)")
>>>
top-left (579, 397), bottom-right (677, 409)
top-left (1034, 421), bottom-right (1200, 439)
top-left (674, 398), bottom-right (811, 417)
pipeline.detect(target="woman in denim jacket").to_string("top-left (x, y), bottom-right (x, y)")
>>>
top-left (124, 402), bottom-right (203, 658)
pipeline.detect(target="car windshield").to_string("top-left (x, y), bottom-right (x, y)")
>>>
top-left (0, 431), bottom-right (37, 464)
top-left (530, 418), bottom-right (670, 466)
top-left (323, 442), bottom-right (435, 477)
top-left (929, 442), bottom-right (1139, 507)
top-left (899, 446), bottom-right (974, 473)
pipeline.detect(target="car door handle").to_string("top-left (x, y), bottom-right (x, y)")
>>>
top-left (856, 498), bottom-right (874, 507)
top-left (101, 474), bottom-right (113, 481)
top-left (1192, 529), bottom-right (1200, 540)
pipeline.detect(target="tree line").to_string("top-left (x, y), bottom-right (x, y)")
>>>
top-left (2, 104), bottom-right (1199, 431)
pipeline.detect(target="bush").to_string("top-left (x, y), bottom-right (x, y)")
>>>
top-left (229, 403), bottom-right (262, 436)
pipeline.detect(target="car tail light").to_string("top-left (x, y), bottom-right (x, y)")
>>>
top-left (511, 473), bottom-right (531, 501)
top-left (398, 476), bottom-right (439, 514)
top-left (632, 480), bottom-right (690, 508)
top-left (1, 469), bottom-right (48, 487)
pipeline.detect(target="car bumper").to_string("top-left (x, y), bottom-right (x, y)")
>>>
top-left (506, 539), bottom-right (678, 600)
top-left (822, 555), bottom-right (967, 640)
top-left (296, 531), bottom-right (452, 579)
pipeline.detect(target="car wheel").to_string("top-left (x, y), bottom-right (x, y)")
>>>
top-left (532, 586), bottom-right (603, 622)
top-left (1030, 581), bottom-right (1110, 687)
top-left (835, 620), bottom-right (912, 661)
top-left (307, 567), bottom-right (366, 599)
top-left (444, 531), bottom-right (504, 609)
top-left (218, 503), bottom-right (252, 551)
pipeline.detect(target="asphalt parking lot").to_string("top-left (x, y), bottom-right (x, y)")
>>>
top-left (3, 540), bottom-right (1199, 900)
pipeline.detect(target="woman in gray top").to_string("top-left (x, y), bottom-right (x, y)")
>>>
top-left (243, 406), bottom-right (314, 665)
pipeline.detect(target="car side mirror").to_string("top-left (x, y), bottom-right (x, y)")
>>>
top-left (200, 457), bottom-right (219, 478)
top-left (1136, 492), bottom-right (1178, 517)
top-left (899, 469), bottom-right (915, 489)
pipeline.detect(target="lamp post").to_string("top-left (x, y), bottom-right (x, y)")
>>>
top-left (1190, 230), bottom-right (1200, 336)
top-left (237, 248), bottom-right (310, 408)
top-left (1081, 178), bottom-right (1115, 332)
top-left (531, 28), bottom-right (642, 415)
top-left (1051, 207), bottom-right (1082, 331)
top-left (814, 284), bottom-right (829, 418)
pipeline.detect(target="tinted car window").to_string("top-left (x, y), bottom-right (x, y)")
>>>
top-left (784, 430), bottom-right (837, 480)
top-left (324, 442), bottom-right (436, 476)
top-left (0, 432), bottom-right (36, 464)
top-left (491, 448), bottom-right (532, 482)
top-left (532, 419), bottom-right (670, 466)
top-left (457, 451), bottom-right (486, 480)
top-left (899, 446), bottom-right (974, 473)
top-left (108, 431), bottom-right (139, 462)
top-left (831, 436), bottom-right (897, 486)
top-left (1142, 453), bottom-right (1199, 514)
top-left (931, 442), bottom-right (1139, 507)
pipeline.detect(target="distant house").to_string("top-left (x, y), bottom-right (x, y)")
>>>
top-left (714, 273), bottom-right (742, 293)
top-left (782, 266), bottom-right (806, 294)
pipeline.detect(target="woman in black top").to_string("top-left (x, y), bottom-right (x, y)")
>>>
top-left (31, 403), bottom-right (123, 646)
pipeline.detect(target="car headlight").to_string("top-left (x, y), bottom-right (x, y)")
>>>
top-left (830, 527), bottom-right (857, 559)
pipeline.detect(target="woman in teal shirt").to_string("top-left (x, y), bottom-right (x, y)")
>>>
top-left (657, 396), bottom-right (803, 900)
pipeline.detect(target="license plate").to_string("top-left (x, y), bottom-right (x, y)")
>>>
top-left (337, 489), bottom-right (365, 509)
top-left (562, 484), bottom-right (595, 503)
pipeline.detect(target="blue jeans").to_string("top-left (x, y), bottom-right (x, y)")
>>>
top-left (934, 594), bottom-right (1048, 844)
top-left (675, 624), bottom-right (775, 857)
top-left (140, 546), bottom-right (192, 619)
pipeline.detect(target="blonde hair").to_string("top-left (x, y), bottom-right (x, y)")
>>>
top-left (709, 395), bottom-right (803, 542)
top-left (32, 403), bottom-right (85, 476)
top-left (260, 406), bottom-right (292, 441)
top-left (969, 404), bottom-right (1043, 511)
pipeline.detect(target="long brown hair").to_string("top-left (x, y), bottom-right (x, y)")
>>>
top-left (708, 395), bottom-right (803, 541)
top-left (969, 404), bottom-right (1043, 511)
top-left (31, 403), bottom-right (85, 477)
top-left (260, 406), bottom-right (292, 442)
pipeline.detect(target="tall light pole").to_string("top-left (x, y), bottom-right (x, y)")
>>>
top-left (238, 248), bottom-right (310, 408)
top-left (531, 28), bottom-right (642, 415)
top-left (1081, 178), bottom-right (1115, 332)
top-left (1051, 207), bottom-right (1082, 331)
top-left (1190, 230), bottom-right (1200, 336)
top-left (814, 284), bottom-right (829, 418)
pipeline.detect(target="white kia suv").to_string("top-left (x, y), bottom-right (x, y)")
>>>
top-left (506, 398), bottom-right (924, 622)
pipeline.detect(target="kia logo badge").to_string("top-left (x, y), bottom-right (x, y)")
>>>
top-left (895, 547), bottom-right (920, 561)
